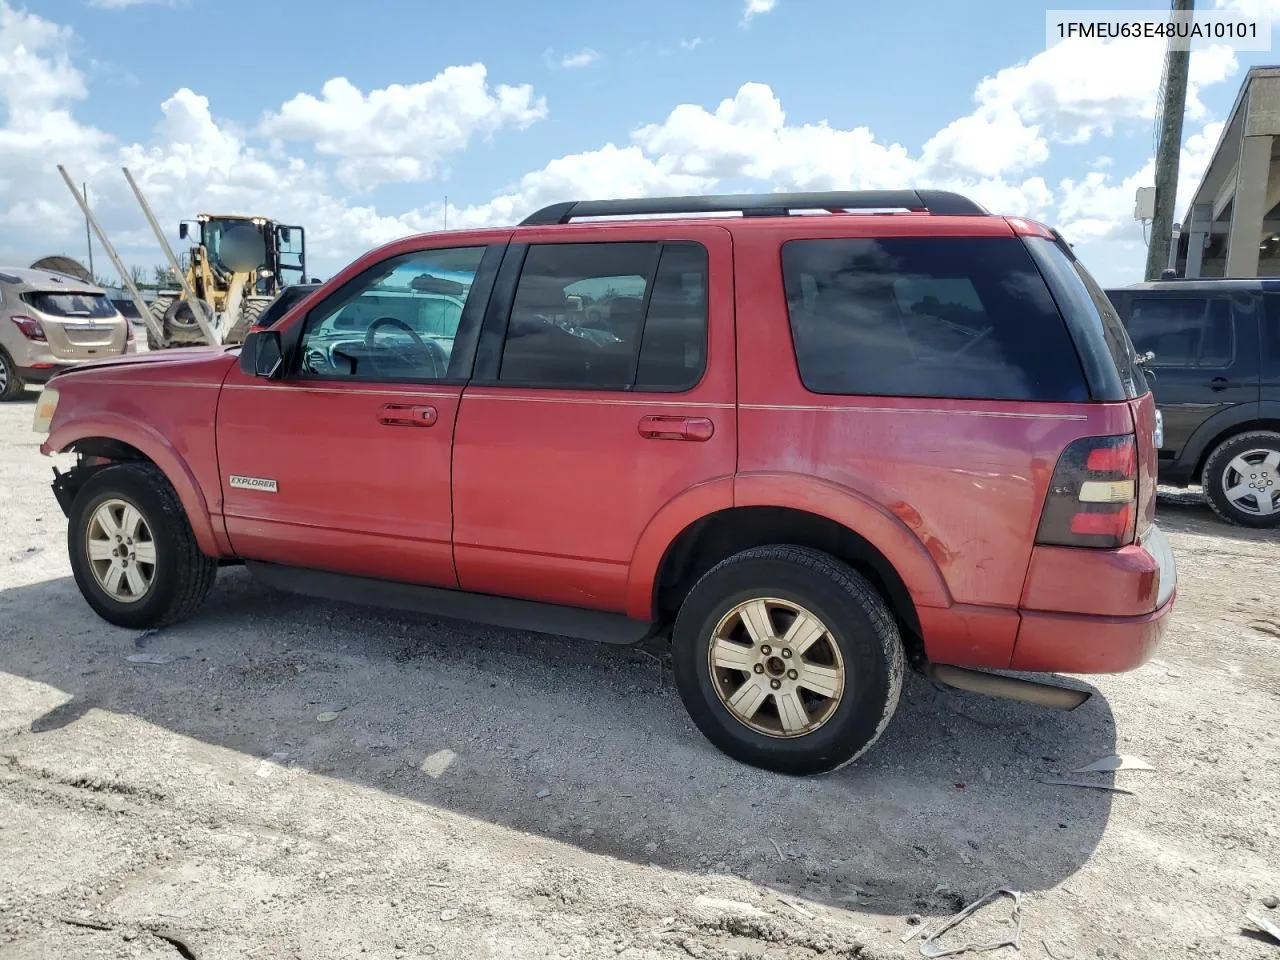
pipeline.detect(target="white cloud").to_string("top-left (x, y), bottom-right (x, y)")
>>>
top-left (0, 1), bottom-right (1245, 289)
top-left (558, 48), bottom-right (601, 69)
top-left (259, 65), bottom-right (547, 191)
top-left (680, 37), bottom-right (703, 51)
top-left (742, 0), bottom-right (777, 23)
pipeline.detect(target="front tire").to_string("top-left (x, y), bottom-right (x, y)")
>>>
top-left (1202, 430), bottom-right (1280, 528)
top-left (671, 545), bottom-right (904, 775)
top-left (68, 463), bottom-right (219, 628)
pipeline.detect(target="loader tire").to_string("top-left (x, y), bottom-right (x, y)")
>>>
top-left (147, 297), bottom-right (174, 350)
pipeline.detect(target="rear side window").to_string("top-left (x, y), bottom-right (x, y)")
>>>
top-left (1124, 297), bottom-right (1234, 368)
top-left (499, 241), bottom-right (707, 391)
top-left (22, 291), bottom-right (118, 319)
top-left (781, 237), bottom-right (1088, 402)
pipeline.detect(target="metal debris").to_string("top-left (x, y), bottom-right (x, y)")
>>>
top-left (126, 652), bottom-right (176, 665)
top-left (1248, 911), bottom-right (1280, 944)
top-left (917, 887), bottom-right (1022, 958)
top-left (777, 896), bottom-right (815, 920)
top-left (536, 787), bottom-right (552, 799)
top-left (1070, 754), bottom-right (1154, 773)
top-left (1039, 778), bottom-right (1136, 795)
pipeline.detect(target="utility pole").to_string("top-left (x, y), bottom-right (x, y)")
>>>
top-left (83, 182), bottom-right (95, 278)
top-left (1145, 0), bottom-right (1193, 280)
top-left (443, 195), bottom-right (448, 230)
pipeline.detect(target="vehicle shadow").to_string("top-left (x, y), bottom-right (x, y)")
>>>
top-left (0, 569), bottom-right (1120, 920)
top-left (1156, 488), bottom-right (1279, 544)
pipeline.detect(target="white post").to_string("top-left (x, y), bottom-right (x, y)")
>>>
top-left (56, 165), bottom-right (164, 345)
top-left (120, 166), bottom-right (219, 345)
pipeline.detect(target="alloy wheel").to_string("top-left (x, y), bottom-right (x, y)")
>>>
top-left (85, 498), bottom-right (157, 602)
top-left (1221, 449), bottom-right (1280, 518)
top-left (707, 597), bottom-right (846, 738)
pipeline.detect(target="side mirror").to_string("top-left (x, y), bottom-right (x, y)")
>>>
top-left (239, 330), bottom-right (283, 379)
top-left (179, 222), bottom-right (189, 240)
top-left (279, 227), bottom-right (293, 244)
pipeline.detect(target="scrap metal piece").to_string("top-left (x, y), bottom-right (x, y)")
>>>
top-left (1248, 911), bottom-right (1280, 945)
top-left (918, 887), bottom-right (1022, 958)
top-left (1070, 754), bottom-right (1153, 773)
top-left (1039, 778), bottom-right (1135, 795)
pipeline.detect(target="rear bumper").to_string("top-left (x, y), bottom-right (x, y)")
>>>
top-left (17, 363), bottom-right (70, 385)
top-left (1010, 524), bottom-right (1177, 674)
top-left (1009, 591), bottom-right (1175, 673)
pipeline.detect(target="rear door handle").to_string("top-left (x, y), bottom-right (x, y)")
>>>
top-left (379, 403), bottom-right (437, 427)
top-left (638, 415), bottom-right (714, 442)
top-left (1207, 377), bottom-right (1231, 391)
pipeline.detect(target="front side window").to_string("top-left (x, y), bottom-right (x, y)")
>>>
top-left (1124, 297), bottom-right (1234, 368)
top-left (782, 237), bottom-right (1089, 401)
top-left (498, 241), bottom-right (708, 390)
top-left (298, 246), bottom-right (485, 381)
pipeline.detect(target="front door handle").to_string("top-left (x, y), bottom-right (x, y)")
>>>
top-left (379, 403), bottom-right (438, 427)
top-left (1207, 377), bottom-right (1231, 392)
top-left (638, 415), bottom-right (714, 442)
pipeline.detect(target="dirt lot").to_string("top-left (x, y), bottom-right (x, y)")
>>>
top-left (1, 391), bottom-right (1277, 960)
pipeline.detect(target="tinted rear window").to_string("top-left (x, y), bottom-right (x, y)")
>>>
top-left (781, 237), bottom-right (1088, 401)
top-left (22, 291), bottom-right (118, 319)
top-left (1027, 238), bottom-right (1146, 399)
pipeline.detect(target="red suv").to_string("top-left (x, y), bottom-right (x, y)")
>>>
top-left (34, 191), bottom-right (1176, 775)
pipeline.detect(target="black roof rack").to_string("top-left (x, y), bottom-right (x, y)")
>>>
top-left (519, 190), bottom-right (986, 226)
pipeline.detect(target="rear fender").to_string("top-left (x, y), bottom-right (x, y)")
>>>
top-left (43, 416), bottom-right (223, 557)
top-left (733, 473), bottom-right (953, 610)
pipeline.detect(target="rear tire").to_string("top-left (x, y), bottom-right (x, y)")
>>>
top-left (147, 297), bottom-right (173, 350)
top-left (671, 545), bottom-right (904, 775)
top-left (1202, 430), bottom-right (1280, 528)
top-left (0, 349), bottom-right (25, 401)
top-left (68, 463), bottom-right (219, 629)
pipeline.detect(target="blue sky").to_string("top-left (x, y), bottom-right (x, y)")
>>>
top-left (5, 0), bottom-right (1280, 284)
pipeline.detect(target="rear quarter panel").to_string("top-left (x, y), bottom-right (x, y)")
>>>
top-left (730, 218), bottom-right (1135, 666)
top-left (41, 349), bottom-right (236, 556)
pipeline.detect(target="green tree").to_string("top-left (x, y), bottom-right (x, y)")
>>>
top-left (153, 264), bottom-right (177, 287)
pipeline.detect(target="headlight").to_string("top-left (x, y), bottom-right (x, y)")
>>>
top-left (32, 387), bottom-right (59, 435)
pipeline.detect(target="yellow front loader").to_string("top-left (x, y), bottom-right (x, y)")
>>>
top-left (148, 214), bottom-right (307, 349)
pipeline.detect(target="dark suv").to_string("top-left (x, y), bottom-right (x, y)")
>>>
top-left (1105, 279), bottom-right (1280, 527)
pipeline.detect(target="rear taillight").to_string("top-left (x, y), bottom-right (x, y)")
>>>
top-left (9, 315), bottom-right (46, 341)
top-left (1036, 435), bottom-right (1138, 548)
top-left (126, 321), bottom-right (135, 341)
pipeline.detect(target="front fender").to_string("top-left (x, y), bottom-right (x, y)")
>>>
top-left (43, 416), bottom-right (223, 558)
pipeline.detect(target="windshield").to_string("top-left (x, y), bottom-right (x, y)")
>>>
top-left (22, 291), bottom-right (119, 319)
top-left (201, 218), bottom-right (266, 273)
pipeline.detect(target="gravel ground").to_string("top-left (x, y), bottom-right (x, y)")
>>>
top-left (1, 389), bottom-right (1277, 960)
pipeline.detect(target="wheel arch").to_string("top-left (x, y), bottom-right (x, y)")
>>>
top-left (637, 472), bottom-right (954, 664)
top-left (45, 419), bottom-right (223, 557)
top-left (1192, 414), bottom-right (1280, 483)
top-left (1172, 401), bottom-right (1280, 482)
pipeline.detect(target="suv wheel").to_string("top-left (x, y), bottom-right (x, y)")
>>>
top-left (0, 349), bottom-right (25, 401)
top-left (1202, 430), bottom-right (1280, 528)
top-left (68, 463), bottom-right (219, 628)
top-left (671, 545), bottom-right (904, 775)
